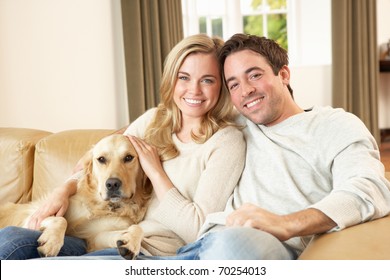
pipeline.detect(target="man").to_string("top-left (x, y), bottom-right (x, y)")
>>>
top-left (170, 33), bottom-right (390, 260)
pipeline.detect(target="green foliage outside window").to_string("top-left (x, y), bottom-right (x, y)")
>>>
top-left (243, 0), bottom-right (288, 50)
top-left (212, 18), bottom-right (223, 38)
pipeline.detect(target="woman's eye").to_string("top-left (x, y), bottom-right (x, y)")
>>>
top-left (202, 78), bottom-right (214, 84)
top-left (124, 155), bottom-right (134, 163)
top-left (178, 75), bottom-right (189, 81)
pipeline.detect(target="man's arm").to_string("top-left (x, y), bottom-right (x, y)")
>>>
top-left (226, 203), bottom-right (336, 241)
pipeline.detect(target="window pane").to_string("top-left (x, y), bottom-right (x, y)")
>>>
top-left (212, 18), bottom-right (223, 38)
top-left (267, 13), bottom-right (288, 50)
top-left (243, 15), bottom-right (263, 36)
top-left (241, 0), bottom-right (263, 13)
top-left (199, 17), bottom-right (206, 34)
top-left (242, 0), bottom-right (287, 13)
top-left (269, 0), bottom-right (287, 10)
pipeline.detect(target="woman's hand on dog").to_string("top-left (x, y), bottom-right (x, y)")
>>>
top-left (127, 135), bottom-right (174, 200)
top-left (27, 180), bottom-right (77, 230)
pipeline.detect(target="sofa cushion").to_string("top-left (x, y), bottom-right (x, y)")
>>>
top-left (32, 129), bottom-right (114, 200)
top-left (299, 172), bottom-right (390, 259)
top-left (0, 128), bottom-right (52, 203)
top-left (299, 215), bottom-right (390, 259)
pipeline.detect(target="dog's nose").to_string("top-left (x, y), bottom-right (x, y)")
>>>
top-left (106, 178), bottom-right (122, 191)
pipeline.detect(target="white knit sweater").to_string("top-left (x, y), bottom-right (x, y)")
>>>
top-left (124, 108), bottom-right (246, 256)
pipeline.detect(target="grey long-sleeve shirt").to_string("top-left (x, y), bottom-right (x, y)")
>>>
top-left (200, 106), bottom-right (390, 255)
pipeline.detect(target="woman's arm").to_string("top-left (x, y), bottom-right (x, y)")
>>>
top-left (27, 178), bottom-right (78, 230)
top-left (128, 136), bottom-right (173, 200)
top-left (151, 127), bottom-right (246, 243)
top-left (27, 110), bottom-right (157, 230)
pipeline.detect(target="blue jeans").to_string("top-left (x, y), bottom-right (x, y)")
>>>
top-left (0, 226), bottom-right (87, 260)
top-left (0, 226), bottom-right (297, 260)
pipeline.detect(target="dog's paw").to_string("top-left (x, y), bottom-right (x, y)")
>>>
top-left (37, 233), bottom-right (64, 257)
top-left (116, 225), bottom-right (143, 260)
top-left (117, 239), bottom-right (138, 260)
top-left (36, 216), bottom-right (67, 257)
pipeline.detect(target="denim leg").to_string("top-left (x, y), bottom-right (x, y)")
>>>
top-left (0, 226), bottom-right (87, 260)
top-left (43, 248), bottom-right (123, 260)
top-left (198, 228), bottom-right (298, 260)
top-left (138, 239), bottom-right (203, 260)
top-left (79, 240), bottom-right (204, 260)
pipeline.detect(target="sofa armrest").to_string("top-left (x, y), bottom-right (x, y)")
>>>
top-left (32, 129), bottom-right (115, 201)
top-left (0, 128), bottom-right (52, 203)
top-left (299, 172), bottom-right (390, 260)
top-left (299, 215), bottom-right (390, 259)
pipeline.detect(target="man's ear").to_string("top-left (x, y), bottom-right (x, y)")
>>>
top-left (279, 65), bottom-right (290, 86)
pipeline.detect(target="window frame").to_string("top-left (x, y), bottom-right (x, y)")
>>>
top-left (181, 0), bottom-right (288, 41)
top-left (181, 0), bottom-right (332, 66)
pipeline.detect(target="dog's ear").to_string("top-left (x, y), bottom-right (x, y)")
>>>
top-left (142, 173), bottom-right (153, 195)
top-left (82, 149), bottom-right (94, 175)
top-left (134, 166), bottom-right (153, 205)
top-left (72, 147), bottom-right (93, 173)
top-left (76, 149), bottom-right (94, 187)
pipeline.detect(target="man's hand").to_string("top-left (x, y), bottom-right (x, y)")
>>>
top-left (226, 203), bottom-right (291, 241)
top-left (226, 203), bottom-right (336, 241)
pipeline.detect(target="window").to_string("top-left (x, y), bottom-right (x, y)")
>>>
top-left (181, 0), bottom-right (332, 66)
top-left (181, 0), bottom-right (288, 50)
top-left (241, 0), bottom-right (287, 49)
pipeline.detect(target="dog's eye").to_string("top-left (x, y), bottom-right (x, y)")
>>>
top-left (124, 155), bottom-right (134, 163)
top-left (97, 156), bottom-right (106, 164)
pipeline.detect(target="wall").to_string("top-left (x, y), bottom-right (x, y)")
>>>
top-left (0, 0), bottom-right (388, 132)
top-left (0, 0), bottom-right (128, 132)
top-left (288, 0), bottom-right (332, 109)
top-left (0, 0), bottom-right (332, 133)
top-left (292, 0), bottom-right (390, 129)
top-left (378, 0), bottom-right (390, 129)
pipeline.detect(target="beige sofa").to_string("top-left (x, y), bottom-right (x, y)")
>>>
top-left (1, 127), bottom-right (390, 259)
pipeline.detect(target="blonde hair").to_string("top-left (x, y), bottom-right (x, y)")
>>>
top-left (144, 34), bottom-right (237, 161)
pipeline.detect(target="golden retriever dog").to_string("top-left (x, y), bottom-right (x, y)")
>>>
top-left (0, 134), bottom-right (152, 259)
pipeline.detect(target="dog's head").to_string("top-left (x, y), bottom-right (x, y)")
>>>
top-left (83, 134), bottom-right (148, 203)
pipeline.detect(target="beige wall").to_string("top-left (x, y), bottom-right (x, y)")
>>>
top-left (0, 0), bottom-right (128, 132)
top-left (288, 0), bottom-right (332, 110)
top-left (0, 0), bottom-right (388, 132)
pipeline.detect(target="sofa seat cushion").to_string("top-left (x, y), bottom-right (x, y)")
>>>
top-left (0, 127), bottom-right (52, 203)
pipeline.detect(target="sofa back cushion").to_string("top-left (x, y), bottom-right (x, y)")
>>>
top-left (0, 128), bottom-right (52, 203)
top-left (32, 129), bottom-right (114, 200)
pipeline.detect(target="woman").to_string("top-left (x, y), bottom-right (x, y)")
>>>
top-left (0, 34), bottom-right (246, 259)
